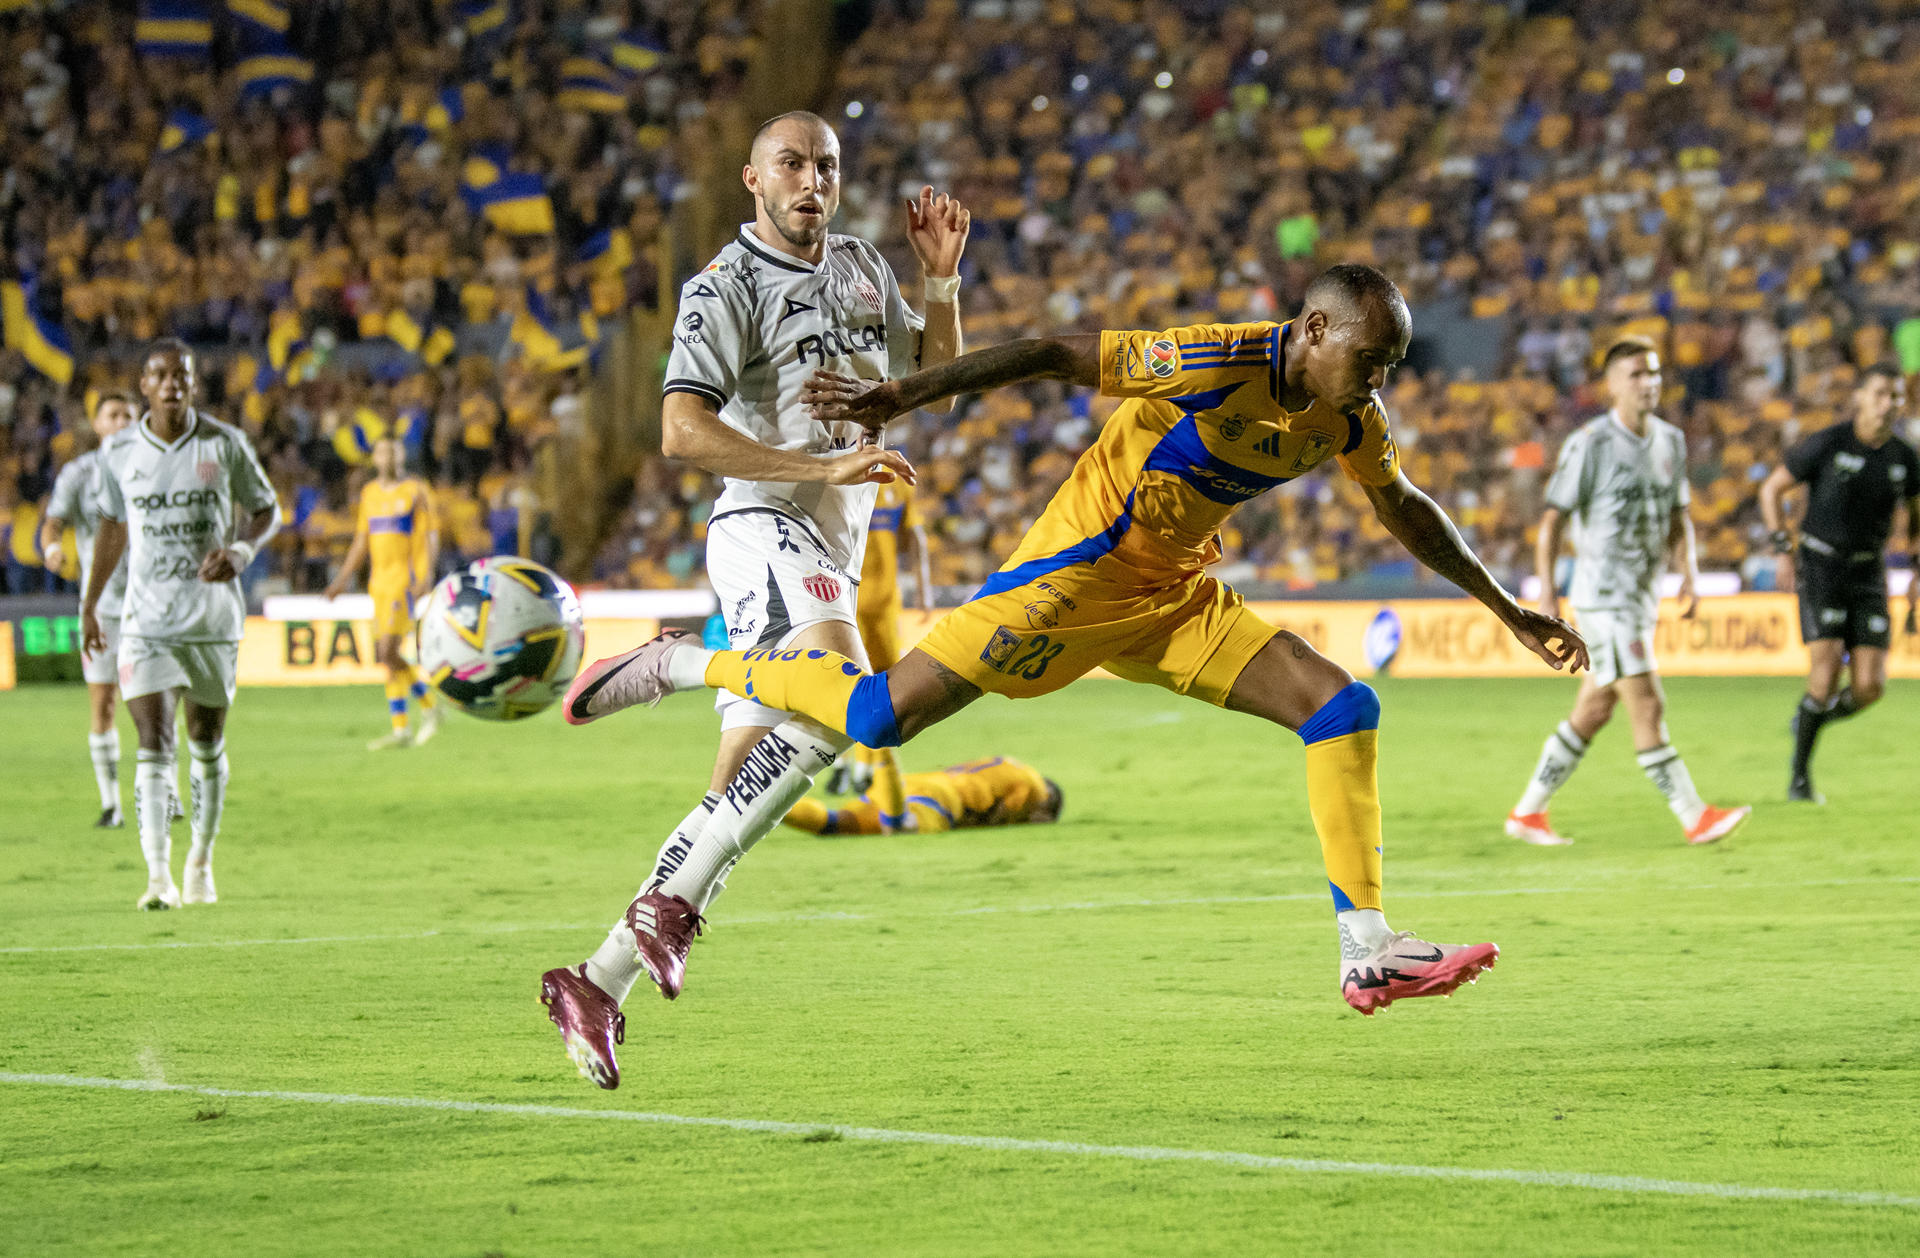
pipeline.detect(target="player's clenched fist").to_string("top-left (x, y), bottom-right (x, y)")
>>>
top-left (198, 548), bottom-right (242, 583)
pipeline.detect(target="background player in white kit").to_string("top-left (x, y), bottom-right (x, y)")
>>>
top-left (539, 111), bottom-right (969, 1088)
top-left (40, 389), bottom-right (136, 828)
top-left (1506, 337), bottom-right (1750, 847)
top-left (81, 341), bottom-right (282, 909)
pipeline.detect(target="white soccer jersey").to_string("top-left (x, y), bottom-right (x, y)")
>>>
top-left (663, 225), bottom-right (926, 572)
top-left (47, 449), bottom-right (128, 619)
top-left (1544, 411), bottom-right (1690, 617)
top-left (95, 411), bottom-right (280, 643)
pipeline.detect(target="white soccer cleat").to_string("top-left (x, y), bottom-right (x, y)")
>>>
top-left (564, 630), bottom-right (695, 725)
top-left (1340, 931), bottom-right (1498, 1015)
top-left (411, 704), bottom-right (443, 746)
top-left (182, 861), bottom-right (217, 905)
top-left (1504, 810), bottom-right (1572, 846)
top-left (366, 729), bottom-right (413, 751)
top-left (137, 877), bottom-right (182, 911)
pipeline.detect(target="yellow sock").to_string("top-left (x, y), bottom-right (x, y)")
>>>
top-left (703, 647), bottom-right (897, 745)
top-left (869, 747), bottom-right (913, 830)
top-left (1298, 683), bottom-right (1385, 912)
top-left (384, 676), bottom-right (409, 734)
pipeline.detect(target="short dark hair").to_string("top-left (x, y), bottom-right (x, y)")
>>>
top-left (1042, 778), bottom-right (1064, 820)
top-left (93, 388), bottom-right (137, 415)
top-left (750, 110), bottom-right (832, 161)
top-left (1859, 361), bottom-right (1903, 386)
top-left (144, 337), bottom-right (194, 367)
top-left (1600, 335), bottom-right (1658, 373)
top-left (1302, 264), bottom-right (1406, 318)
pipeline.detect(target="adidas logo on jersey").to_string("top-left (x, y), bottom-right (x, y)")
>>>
top-left (1252, 432), bottom-right (1286, 458)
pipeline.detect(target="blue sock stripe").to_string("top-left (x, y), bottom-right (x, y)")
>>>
top-left (409, 681), bottom-right (428, 699)
top-left (1329, 880), bottom-right (1356, 912)
top-left (844, 672), bottom-right (902, 748)
top-left (388, 698), bottom-right (407, 714)
top-left (1297, 681), bottom-right (1381, 745)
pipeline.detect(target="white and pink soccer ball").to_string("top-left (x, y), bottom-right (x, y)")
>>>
top-left (419, 556), bottom-right (585, 721)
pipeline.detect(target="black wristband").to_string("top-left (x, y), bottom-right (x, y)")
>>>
top-left (1770, 530), bottom-right (1794, 555)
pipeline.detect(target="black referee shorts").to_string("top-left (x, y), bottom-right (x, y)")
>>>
top-left (1796, 550), bottom-right (1891, 649)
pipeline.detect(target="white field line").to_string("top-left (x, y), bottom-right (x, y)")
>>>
top-left (2, 1071), bottom-right (1915, 1210)
top-left (4, 875), bottom-right (1917, 957)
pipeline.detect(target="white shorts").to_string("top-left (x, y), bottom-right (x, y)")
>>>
top-left (82, 614), bottom-right (121, 686)
top-left (706, 508), bottom-right (867, 731)
top-left (1573, 606), bottom-right (1657, 688)
top-left (118, 636), bottom-right (240, 708)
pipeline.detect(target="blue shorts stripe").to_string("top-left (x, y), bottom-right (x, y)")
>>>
top-left (906, 794), bottom-right (953, 824)
top-left (969, 491), bottom-right (1136, 602)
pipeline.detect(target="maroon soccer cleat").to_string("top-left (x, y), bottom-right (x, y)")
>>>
top-left (564, 630), bottom-right (695, 726)
top-left (625, 890), bottom-right (705, 1000)
top-left (1340, 932), bottom-right (1499, 1016)
top-left (539, 964), bottom-right (625, 1089)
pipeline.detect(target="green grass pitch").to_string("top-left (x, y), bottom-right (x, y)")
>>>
top-left (2, 675), bottom-right (1917, 1256)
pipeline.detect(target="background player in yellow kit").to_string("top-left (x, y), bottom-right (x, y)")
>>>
top-left (325, 436), bottom-right (441, 749)
top-left (836, 476), bottom-right (934, 828)
top-left (786, 755), bottom-right (1061, 835)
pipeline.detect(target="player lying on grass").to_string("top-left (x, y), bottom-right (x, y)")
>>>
top-left (563, 264), bottom-right (1587, 1057)
top-left (783, 756), bottom-right (1062, 835)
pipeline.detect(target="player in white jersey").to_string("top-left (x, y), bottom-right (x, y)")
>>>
top-left (82, 341), bottom-right (282, 909)
top-left (1506, 337), bottom-right (1749, 847)
top-left (40, 390), bottom-right (136, 827)
top-left (537, 110), bottom-right (969, 1088)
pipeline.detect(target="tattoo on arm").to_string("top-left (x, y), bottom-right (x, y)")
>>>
top-left (1275, 630), bottom-right (1309, 659)
top-left (899, 336), bottom-right (1100, 411)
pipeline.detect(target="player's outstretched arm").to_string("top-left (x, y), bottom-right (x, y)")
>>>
top-left (81, 517), bottom-right (128, 653)
top-left (662, 391), bottom-right (915, 486)
top-left (802, 334), bottom-right (1102, 430)
top-left (905, 185), bottom-right (969, 413)
top-left (1365, 472), bottom-right (1588, 673)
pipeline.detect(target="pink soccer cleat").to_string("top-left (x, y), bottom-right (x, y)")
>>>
top-left (1504, 810), bottom-right (1571, 846)
top-left (1685, 804), bottom-right (1751, 846)
top-left (626, 890), bottom-right (705, 1000)
top-left (539, 964), bottom-right (625, 1089)
top-left (564, 630), bottom-right (694, 725)
top-left (1341, 931), bottom-right (1498, 1016)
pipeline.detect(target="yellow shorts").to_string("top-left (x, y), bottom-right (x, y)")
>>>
top-left (857, 588), bottom-right (903, 672)
top-left (915, 551), bottom-right (1278, 704)
top-left (370, 582), bottom-right (415, 639)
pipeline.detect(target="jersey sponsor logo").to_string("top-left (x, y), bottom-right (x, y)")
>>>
top-left (1183, 465), bottom-right (1276, 501)
top-left (1023, 598), bottom-right (1061, 630)
top-left (682, 312), bottom-right (704, 331)
top-left (131, 488), bottom-right (220, 510)
top-left (141, 519), bottom-right (216, 539)
top-left (1379, 434), bottom-right (1397, 475)
top-left (794, 324), bottom-right (886, 366)
top-left (777, 296), bottom-right (817, 326)
top-left (1287, 430), bottom-right (1336, 473)
top-left (1148, 339), bottom-right (1177, 378)
top-left (1835, 452), bottom-right (1866, 475)
top-left (1218, 414), bottom-right (1248, 441)
top-left (802, 572), bottom-right (842, 603)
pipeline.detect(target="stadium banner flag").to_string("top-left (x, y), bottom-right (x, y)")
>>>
top-left (135, 1), bottom-right (212, 59)
top-left (611, 32), bottom-right (665, 74)
top-left (228, 0), bottom-right (290, 35)
top-left (556, 57), bottom-right (627, 113)
top-left (455, 0), bottom-right (510, 40)
top-left (1, 274), bottom-right (75, 386)
top-left (462, 172), bottom-right (555, 235)
top-left (236, 52), bottom-right (315, 97)
top-left (236, 616), bottom-right (659, 686)
top-left (157, 109), bottom-right (214, 156)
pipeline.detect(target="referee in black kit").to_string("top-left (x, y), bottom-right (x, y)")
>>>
top-left (1759, 363), bottom-right (1920, 802)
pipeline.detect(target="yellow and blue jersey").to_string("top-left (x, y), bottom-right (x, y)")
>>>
top-left (860, 477), bottom-right (920, 595)
top-left (905, 756), bottom-right (1053, 829)
top-left (357, 476), bottom-right (436, 588)
top-left (989, 320), bottom-right (1399, 590)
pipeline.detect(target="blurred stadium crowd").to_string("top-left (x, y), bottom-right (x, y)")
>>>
top-left (5, 0), bottom-right (1919, 600)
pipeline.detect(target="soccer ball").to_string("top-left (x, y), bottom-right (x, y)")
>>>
top-left (419, 556), bottom-right (585, 721)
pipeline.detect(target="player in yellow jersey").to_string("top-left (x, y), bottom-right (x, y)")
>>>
top-left (325, 437), bottom-right (442, 749)
top-left (830, 476), bottom-right (934, 827)
top-left (785, 756), bottom-right (1061, 835)
top-left (578, 265), bottom-right (1587, 1015)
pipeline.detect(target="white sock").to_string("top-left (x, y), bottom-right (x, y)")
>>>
top-left (658, 717), bottom-right (848, 910)
top-left (134, 750), bottom-right (174, 882)
top-left (1337, 908), bottom-right (1393, 957)
top-left (88, 729), bottom-right (121, 813)
top-left (1515, 721), bottom-right (1588, 815)
top-left (1636, 744), bottom-right (1705, 829)
top-left (581, 796), bottom-right (722, 1005)
top-left (186, 737), bottom-right (228, 865)
top-left (665, 643), bottom-right (717, 691)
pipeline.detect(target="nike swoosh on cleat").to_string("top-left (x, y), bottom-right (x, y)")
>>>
top-left (569, 657), bottom-right (636, 721)
top-left (1396, 946), bottom-right (1445, 964)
